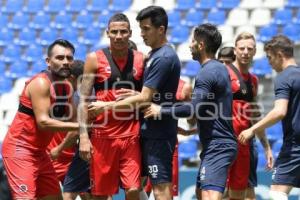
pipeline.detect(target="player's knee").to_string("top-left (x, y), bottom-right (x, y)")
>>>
top-left (269, 190), bottom-right (288, 200)
top-left (195, 188), bottom-right (202, 200)
top-left (125, 188), bottom-right (139, 200)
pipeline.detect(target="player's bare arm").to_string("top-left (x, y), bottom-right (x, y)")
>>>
top-left (28, 77), bottom-right (78, 131)
top-left (78, 52), bottom-right (97, 161)
top-left (239, 99), bottom-right (288, 144)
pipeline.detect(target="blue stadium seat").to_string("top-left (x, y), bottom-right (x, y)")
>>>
top-left (1, 0), bottom-right (24, 14)
top-left (0, 76), bottom-right (13, 94)
top-left (90, 43), bottom-right (108, 52)
top-left (72, 12), bottom-right (94, 30)
top-left (110, 0), bottom-right (132, 12)
top-left (272, 8), bottom-right (293, 25)
top-left (218, 0), bottom-right (240, 10)
top-left (29, 12), bottom-right (52, 30)
top-left (23, 0), bottom-right (45, 14)
top-left (8, 12), bottom-right (30, 30)
top-left (178, 140), bottom-right (198, 159)
top-left (169, 25), bottom-right (190, 45)
top-left (282, 23), bottom-right (300, 42)
top-left (81, 28), bottom-right (100, 46)
top-left (53, 12), bottom-right (73, 30)
top-left (257, 24), bottom-right (277, 42)
top-left (87, 0), bottom-right (110, 13)
top-left (15, 28), bottom-right (36, 47)
top-left (285, 0), bottom-right (300, 8)
top-left (22, 45), bottom-right (44, 63)
top-left (7, 61), bottom-right (29, 79)
top-left (181, 60), bottom-right (201, 77)
top-left (182, 9), bottom-right (204, 27)
top-left (257, 152), bottom-right (266, 169)
top-left (0, 61), bottom-right (6, 75)
top-left (0, 28), bottom-right (14, 47)
top-left (294, 11), bottom-right (300, 24)
top-left (206, 9), bottom-right (226, 25)
top-left (38, 28), bottom-right (58, 46)
top-left (176, 0), bottom-right (196, 11)
top-left (27, 60), bottom-right (47, 77)
top-left (196, 0), bottom-right (217, 10)
top-left (60, 27), bottom-right (79, 45)
top-left (251, 58), bottom-right (272, 76)
top-left (94, 11), bottom-right (113, 29)
top-left (0, 45), bottom-right (21, 64)
top-left (266, 122), bottom-right (283, 144)
top-left (66, 0), bottom-right (88, 13)
top-left (167, 10), bottom-right (181, 28)
top-left (44, 0), bottom-right (67, 14)
top-left (75, 45), bottom-right (88, 60)
top-left (0, 13), bottom-right (9, 28)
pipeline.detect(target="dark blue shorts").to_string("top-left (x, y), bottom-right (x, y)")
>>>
top-left (196, 141), bottom-right (237, 192)
top-left (141, 137), bottom-right (176, 185)
top-left (63, 149), bottom-right (90, 193)
top-left (272, 145), bottom-right (300, 187)
top-left (248, 141), bottom-right (258, 187)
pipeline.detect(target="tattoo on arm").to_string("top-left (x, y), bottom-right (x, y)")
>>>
top-left (78, 74), bottom-right (95, 135)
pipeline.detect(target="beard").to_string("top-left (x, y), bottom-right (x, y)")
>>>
top-left (191, 51), bottom-right (201, 61)
top-left (52, 68), bottom-right (71, 79)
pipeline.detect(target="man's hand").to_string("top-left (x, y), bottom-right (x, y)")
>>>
top-left (88, 101), bottom-right (110, 119)
top-left (49, 146), bottom-right (61, 160)
top-left (115, 88), bottom-right (140, 101)
top-left (142, 103), bottom-right (162, 119)
top-left (79, 134), bottom-right (93, 162)
top-left (265, 148), bottom-right (274, 171)
top-left (238, 128), bottom-right (255, 144)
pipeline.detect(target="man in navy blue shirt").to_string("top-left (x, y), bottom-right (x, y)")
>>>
top-left (87, 6), bottom-right (181, 200)
top-left (239, 35), bottom-right (300, 200)
top-left (144, 23), bottom-right (237, 200)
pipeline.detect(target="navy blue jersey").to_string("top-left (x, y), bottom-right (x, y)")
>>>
top-left (274, 65), bottom-right (300, 145)
top-left (162, 60), bottom-right (235, 145)
top-left (141, 44), bottom-right (181, 139)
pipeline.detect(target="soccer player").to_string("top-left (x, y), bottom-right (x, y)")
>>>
top-left (78, 13), bottom-right (144, 200)
top-left (143, 79), bottom-right (193, 198)
top-left (226, 32), bottom-right (273, 200)
top-left (143, 23), bottom-right (237, 200)
top-left (85, 6), bottom-right (181, 200)
top-left (239, 35), bottom-right (300, 200)
top-left (1, 39), bottom-right (79, 200)
top-left (217, 46), bottom-right (236, 65)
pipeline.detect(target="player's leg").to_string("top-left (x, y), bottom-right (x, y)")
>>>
top-left (37, 153), bottom-right (62, 200)
top-left (199, 142), bottom-right (237, 200)
top-left (244, 187), bottom-right (255, 200)
top-left (142, 137), bottom-right (176, 200)
top-left (120, 136), bottom-right (141, 200)
top-left (228, 144), bottom-right (250, 200)
top-left (63, 149), bottom-right (91, 200)
top-left (90, 138), bottom-right (120, 199)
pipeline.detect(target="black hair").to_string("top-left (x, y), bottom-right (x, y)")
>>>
top-left (70, 60), bottom-right (84, 78)
top-left (108, 13), bottom-right (130, 29)
top-left (264, 35), bottom-right (294, 58)
top-left (136, 6), bottom-right (168, 33)
top-left (47, 39), bottom-right (75, 57)
top-left (218, 46), bottom-right (235, 60)
top-left (194, 23), bottom-right (222, 55)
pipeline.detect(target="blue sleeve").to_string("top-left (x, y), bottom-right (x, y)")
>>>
top-left (274, 73), bottom-right (290, 100)
top-left (161, 69), bottom-right (216, 117)
top-left (143, 57), bottom-right (173, 90)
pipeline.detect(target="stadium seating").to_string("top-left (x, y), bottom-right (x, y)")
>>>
top-left (23, 0), bottom-right (44, 14)
top-left (0, 0), bottom-right (298, 169)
